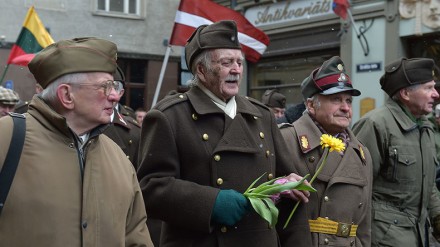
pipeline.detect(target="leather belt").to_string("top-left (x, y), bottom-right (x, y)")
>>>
top-left (308, 217), bottom-right (358, 237)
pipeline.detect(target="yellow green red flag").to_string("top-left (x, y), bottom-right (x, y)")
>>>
top-left (6, 6), bottom-right (54, 66)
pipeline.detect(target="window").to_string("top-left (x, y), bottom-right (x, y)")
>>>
top-left (96, 0), bottom-right (141, 17)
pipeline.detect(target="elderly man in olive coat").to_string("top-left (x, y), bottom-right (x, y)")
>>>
top-left (0, 37), bottom-right (153, 246)
top-left (353, 57), bottom-right (440, 247)
top-left (277, 56), bottom-right (372, 247)
top-left (137, 20), bottom-right (309, 247)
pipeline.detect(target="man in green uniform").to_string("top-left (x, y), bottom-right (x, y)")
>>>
top-left (353, 57), bottom-right (440, 246)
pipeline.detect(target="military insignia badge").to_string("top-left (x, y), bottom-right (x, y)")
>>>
top-left (337, 64), bottom-right (344, 71)
top-left (359, 145), bottom-right (366, 162)
top-left (300, 135), bottom-right (310, 151)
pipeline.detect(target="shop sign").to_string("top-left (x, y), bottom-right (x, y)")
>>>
top-left (245, 0), bottom-right (333, 27)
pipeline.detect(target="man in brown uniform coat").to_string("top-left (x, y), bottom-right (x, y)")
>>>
top-left (277, 56), bottom-right (372, 247)
top-left (137, 20), bottom-right (309, 247)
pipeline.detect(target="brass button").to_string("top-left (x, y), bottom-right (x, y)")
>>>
top-left (266, 150), bottom-right (270, 157)
top-left (359, 202), bottom-right (363, 208)
top-left (69, 143), bottom-right (75, 148)
top-left (259, 132), bottom-right (265, 139)
top-left (126, 155), bottom-right (130, 159)
top-left (221, 226), bottom-right (227, 233)
top-left (308, 156), bottom-right (315, 162)
top-left (202, 134), bottom-right (209, 141)
top-left (267, 173), bottom-right (274, 180)
top-left (179, 95), bottom-right (184, 99)
top-left (214, 155), bottom-right (221, 161)
top-left (253, 116), bottom-right (258, 120)
top-left (324, 238), bottom-right (329, 245)
top-left (192, 113), bottom-right (198, 120)
top-left (128, 140), bottom-right (133, 144)
top-left (324, 196), bottom-right (329, 202)
top-left (217, 178), bottom-right (223, 185)
top-left (325, 216), bottom-right (329, 220)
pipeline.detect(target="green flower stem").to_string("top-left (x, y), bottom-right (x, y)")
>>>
top-left (282, 148), bottom-right (329, 229)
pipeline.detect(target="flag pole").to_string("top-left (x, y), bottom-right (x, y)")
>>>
top-left (0, 65), bottom-right (10, 84)
top-left (151, 45), bottom-right (172, 108)
top-left (347, 9), bottom-right (369, 56)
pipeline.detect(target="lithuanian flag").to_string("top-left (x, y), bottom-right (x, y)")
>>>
top-left (6, 6), bottom-right (54, 66)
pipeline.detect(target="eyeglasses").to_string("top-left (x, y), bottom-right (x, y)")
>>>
top-left (70, 80), bottom-right (124, 96)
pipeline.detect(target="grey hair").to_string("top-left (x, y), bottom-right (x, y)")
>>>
top-left (41, 73), bottom-right (89, 104)
top-left (391, 83), bottom-right (421, 101)
top-left (305, 95), bottom-right (320, 113)
top-left (188, 50), bottom-right (213, 87)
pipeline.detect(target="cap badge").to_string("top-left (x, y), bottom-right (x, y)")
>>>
top-left (338, 73), bottom-right (347, 82)
top-left (337, 64), bottom-right (344, 71)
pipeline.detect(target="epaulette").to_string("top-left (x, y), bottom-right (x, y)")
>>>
top-left (153, 93), bottom-right (188, 111)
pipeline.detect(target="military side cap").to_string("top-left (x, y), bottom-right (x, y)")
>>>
top-left (301, 56), bottom-right (361, 99)
top-left (114, 65), bottom-right (125, 85)
top-left (261, 89), bottom-right (286, 108)
top-left (28, 37), bottom-right (118, 88)
top-left (0, 86), bottom-right (19, 105)
top-left (185, 20), bottom-right (241, 71)
top-left (380, 57), bottom-right (435, 97)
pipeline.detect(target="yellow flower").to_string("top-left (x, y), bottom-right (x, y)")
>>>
top-left (283, 134), bottom-right (346, 229)
top-left (320, 134), bottom-right (346, 153)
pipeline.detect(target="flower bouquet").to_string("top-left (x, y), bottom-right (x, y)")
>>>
top-left (243, 173), bottom-right (316, 227)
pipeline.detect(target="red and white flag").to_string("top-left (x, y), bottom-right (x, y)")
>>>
top-left (169, 0), bottom-right (270, 63)
top-left (332, 0), bottom-right (350, 20)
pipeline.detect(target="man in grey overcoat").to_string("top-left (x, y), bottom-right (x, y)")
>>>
top-left (353, 57), bottom-right (440, 246)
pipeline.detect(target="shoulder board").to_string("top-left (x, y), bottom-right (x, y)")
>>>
top-left (278, 122), bottom-right (293, 129)
top-left (154, 93), bottom-right (188, 111)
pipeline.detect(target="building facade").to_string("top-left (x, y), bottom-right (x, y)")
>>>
top-left (0, 0), bottom-right (181, 110)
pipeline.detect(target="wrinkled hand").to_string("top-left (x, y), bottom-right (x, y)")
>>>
top-left (270, 173), bottom-right (310, 204)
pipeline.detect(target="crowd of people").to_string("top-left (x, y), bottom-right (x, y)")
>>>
top-left (1, 20), bottom-right (440, 247)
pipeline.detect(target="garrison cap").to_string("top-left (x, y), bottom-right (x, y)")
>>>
top-left (0, 86), bottom-right (19, 105)
top-left (28, 37), bottom-right (118, 88)
top-left (380, 57), bottom-right (435, 97)
top-left (185, 20), bottom-right (241, 71)
top-left (261, 89), bottom-right (286, 108)
top-left (301, 56), bottom-right (361, 99)
top-left (114, 65), bottom-right (125, 85)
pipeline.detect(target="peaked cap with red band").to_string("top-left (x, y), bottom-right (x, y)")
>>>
top-left (301, 56), bottom-right (361, 99)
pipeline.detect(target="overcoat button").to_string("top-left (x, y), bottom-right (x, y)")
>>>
top-left (324, 238), bottom-right (329, 245)
top-left (253, 116), bottom-right (258, 120)
top-left (266, 150), bottom-right (270, 157)
top-left (324, 196), bottom-right (329, 202)
top-left (221, 226), bottom-right (227, 233)
top-left (394, 219), bottom-right (398, 224)
top-left (359, 202), bottom-right (363, 208)
top-left (268, 173), bottom-right (274, 180)
top-left (179, 95), bottom-right (184, 99)
top-left (202, 134), bottom-right (209, 141)
top-left (308, 156), bottom-right (315, 162)
top-left (259, 132), bottom-right (265, 139)
top-left (214, 155), bottom-right (221, 161)
top-left (192, 114), bottom-right (198, 120)
top-left (350, 240), bottom-right (355, 246)
top-left (217, 178), bottom-right (223, 185)
top-left (128, 140), bottom-right (133, 144)
top-left (82, 221), bottom-right (88, 229)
